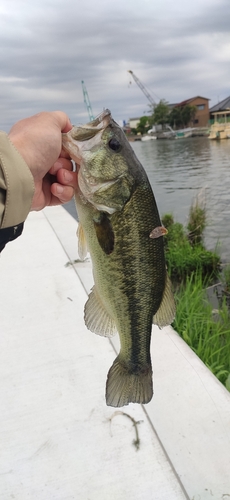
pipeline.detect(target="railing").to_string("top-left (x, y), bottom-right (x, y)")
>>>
top-left (209, 117), bottom-right (230, 125)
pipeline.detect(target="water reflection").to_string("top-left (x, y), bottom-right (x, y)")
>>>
top-left (132, 137), bottom-right (230, 262)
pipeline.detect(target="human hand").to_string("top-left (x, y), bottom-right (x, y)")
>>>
top-left (8, 111), bottom-right (78, 210)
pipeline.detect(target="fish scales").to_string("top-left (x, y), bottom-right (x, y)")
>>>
top-left (62, 109), bottom-right (175, 407)
top-left (104, 183), bottom-right (166, 406)
top-left (110, 184), bottom-right (165, 355)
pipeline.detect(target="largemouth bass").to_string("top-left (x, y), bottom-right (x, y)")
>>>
top-left (62, 109), bottom-right (175, 407)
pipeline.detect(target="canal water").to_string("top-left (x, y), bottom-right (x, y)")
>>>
top-left (131, 137), bottom-right (230, 263)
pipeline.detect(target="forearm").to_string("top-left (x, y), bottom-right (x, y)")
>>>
top-left (0, 131), bottom-right (34, 228)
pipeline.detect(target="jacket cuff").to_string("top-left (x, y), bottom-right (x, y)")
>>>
top-left (0, 223), bottom-right (24, 253)
top-left (0, 131), bottom-right (35, 228)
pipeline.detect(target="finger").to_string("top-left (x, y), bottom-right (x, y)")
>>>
top-left (49, 158), bottom-right (73, 175)
top-left (50, 183), bottom-right (74, 204)
top-left (56, 169), bottom-right (78, 189)
top-left (60, 147), bottom-right (72, 159)
top-left (51, 111), bottom-right (72, 133)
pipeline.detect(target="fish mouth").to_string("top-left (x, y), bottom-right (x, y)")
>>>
top-left (72, 109), bottom-right (112, 140)
top-left (85, 109), bottom-right (111, 129)
top-left (62, 109), bottom-right (112, 161)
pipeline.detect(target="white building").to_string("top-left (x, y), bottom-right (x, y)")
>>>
top-left (128, 117), bottom-right (141, 129)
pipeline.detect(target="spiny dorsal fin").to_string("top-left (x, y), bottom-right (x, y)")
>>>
top-left (84, 285), bottom-right (117, 337)
top-left (93, 212), bottom-right (114, 255)
top-left (153, 272), bottom-right (176, 328)
top-left (77, 223), bottom-right (88, 260)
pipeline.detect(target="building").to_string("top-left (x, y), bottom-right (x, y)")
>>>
top-left (209, 96), bottom-right (230, 119)
top-left (173, 96), bottom-right (210, 127)
top-left (128, 117), bottom-right (142, 129)
top-left (209, 96), bottom-right (230, 140)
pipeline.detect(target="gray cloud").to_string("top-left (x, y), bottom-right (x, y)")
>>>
top-left (0, 0), bottom-right (229, 130)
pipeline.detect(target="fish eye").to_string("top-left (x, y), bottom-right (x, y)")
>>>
top-left (108, 137), bottom-right (122, 152)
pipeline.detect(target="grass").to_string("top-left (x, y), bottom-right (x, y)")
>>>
top-left (223, 264), bottom-right (230, 293)
top-left (187, 194), bottom-right (207, 246)
top-left (172, 272), bottom-right (230, 390)
top-left (161, 201), bottom-right (230, 392)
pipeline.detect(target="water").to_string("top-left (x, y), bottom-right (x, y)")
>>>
top-left (131, 137), bottom-right (230, 263)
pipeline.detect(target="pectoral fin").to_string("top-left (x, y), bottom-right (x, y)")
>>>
top-left (153, 272), bottom-right (176, 328)
top-left (84, 286), bottom-right (117, 337)
top-left (149, 226), bottom-right (168, 239)
top-left (77, 223), bottom-right (88, 260)
top-left (93, 212), bottom-right (114, 255)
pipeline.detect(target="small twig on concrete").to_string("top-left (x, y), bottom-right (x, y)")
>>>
top-left (110, 411), bottom-right (143, 450)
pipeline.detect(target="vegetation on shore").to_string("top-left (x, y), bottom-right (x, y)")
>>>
top-left (131, 100), bottom-right (198, 135)
top-left (162, 199), bottom-right (230, 392)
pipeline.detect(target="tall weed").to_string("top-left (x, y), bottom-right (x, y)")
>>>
top-left (173, 272), bottom-right (230, 389)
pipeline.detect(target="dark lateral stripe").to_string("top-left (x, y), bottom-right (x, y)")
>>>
top-left (0, 223), bottom-right (24, 253)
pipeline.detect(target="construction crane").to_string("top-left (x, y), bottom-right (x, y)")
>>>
top-left (81, 80), bottom-right (94, 121)
top-left (128, 70), bottom-right (156, 108)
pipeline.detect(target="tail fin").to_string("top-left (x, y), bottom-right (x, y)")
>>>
top-left (106, 356), bottom-right (153, 407)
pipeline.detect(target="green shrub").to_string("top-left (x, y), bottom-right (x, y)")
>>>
top-left (161, 213), bottom-right (220, 283)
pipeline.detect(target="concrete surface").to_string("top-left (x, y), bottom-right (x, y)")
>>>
top-left (0, 205), bottom-right (230, 500)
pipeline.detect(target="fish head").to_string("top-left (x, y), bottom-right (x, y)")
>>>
top-left (62, 109), bottom-right (136, 213)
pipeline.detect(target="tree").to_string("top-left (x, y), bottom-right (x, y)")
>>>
top-left (169, 104), bottom-right (197, 128)
top-left (136, 116), bottom-right (150, 135)
top-left (151, 99), bottom-right (170, 126)
top-left (168, 107), bottom-right (183, 129)
top-left (181, 105), bottom-right (197, 127)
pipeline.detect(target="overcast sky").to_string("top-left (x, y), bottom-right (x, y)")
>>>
top-left (0, 0), bottom-right (229, 130)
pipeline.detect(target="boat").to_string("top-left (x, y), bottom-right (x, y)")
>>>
top-left (141, 124), bottom-right (176, 141)
top-left (141, 125), bottom-right (193, 141)
top-left (141, 135), bottom-right (157, 141)
top-left (176, 128), bottom-right (193, 139)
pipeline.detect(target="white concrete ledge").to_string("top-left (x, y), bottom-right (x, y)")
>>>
top-left (0, 206), bottom-right (229, 500)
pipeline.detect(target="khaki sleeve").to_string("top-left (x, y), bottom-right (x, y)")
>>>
top-left (0, 131), bottom-right (35, 228)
